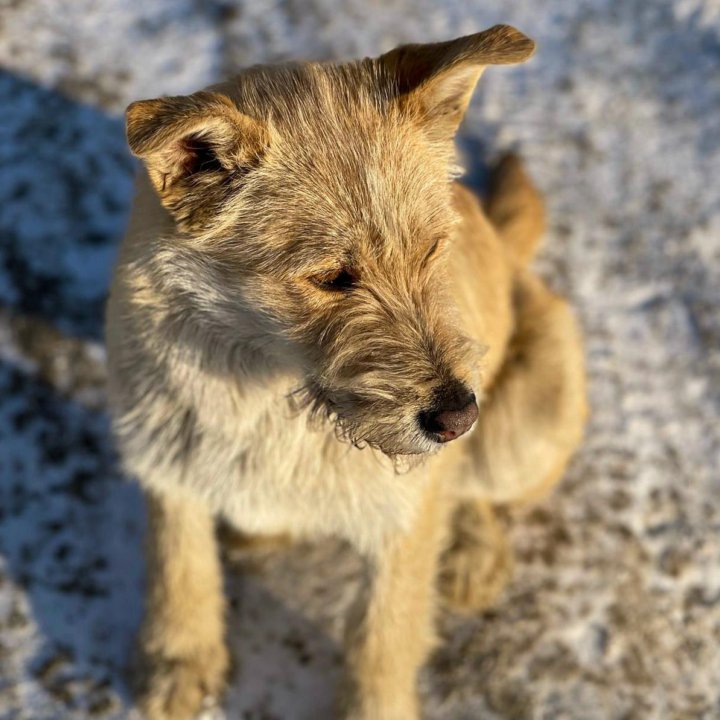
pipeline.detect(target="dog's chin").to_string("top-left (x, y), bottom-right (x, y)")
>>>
top-left (351, 431), bottom-right (437, 476)
top-left (331, 414), bottom-right (435, 458)
top-left (290, 384), bottom-right (437, 459)
top-left (332, 408), bottom-right (446, 462)
top-left (370, 437), bottom-right (436, 459)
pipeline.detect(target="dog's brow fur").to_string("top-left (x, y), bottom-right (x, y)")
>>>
top-left (108, 24), bottom-right (586, 720)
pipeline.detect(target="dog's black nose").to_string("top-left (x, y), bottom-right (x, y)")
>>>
top-left (419, 390), bottom-right (478, 443)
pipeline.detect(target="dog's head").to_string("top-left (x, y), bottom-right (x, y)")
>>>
top-left (126, 25), bottom-right (534, 457)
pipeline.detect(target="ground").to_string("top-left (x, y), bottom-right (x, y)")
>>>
top-left (0, 1), bottom-right (719, 719)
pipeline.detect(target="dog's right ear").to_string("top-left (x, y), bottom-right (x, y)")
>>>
top-left (126, 91), bottom-right (269, 233)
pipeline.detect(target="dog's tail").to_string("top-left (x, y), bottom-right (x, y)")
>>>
top-left (485, 153), bottom-right (546, 266)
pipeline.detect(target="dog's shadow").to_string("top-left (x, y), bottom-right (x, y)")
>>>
top-left (222, 541), bottom-right (362, 720)
top-left (0, 358), bottom-right (145, 714)
top-left (0, 68), bottom-right (140, 712)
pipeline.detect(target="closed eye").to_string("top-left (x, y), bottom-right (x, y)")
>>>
top-left (310, 266), bottom-right (358, 292)
top-left (423, 238), bottom-right (442, 267)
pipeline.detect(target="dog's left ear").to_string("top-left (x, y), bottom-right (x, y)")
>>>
top-left (375, 25), bottom-right (535, 139)
top-left (126, 91), bottom-right (269, 232)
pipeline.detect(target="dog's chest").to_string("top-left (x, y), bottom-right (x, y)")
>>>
top-left (209, 409), bottom-right (428, 551)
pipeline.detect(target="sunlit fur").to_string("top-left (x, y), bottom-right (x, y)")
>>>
top-left (106, 25), bottom-right (587, 720)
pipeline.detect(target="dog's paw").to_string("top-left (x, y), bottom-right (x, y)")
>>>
top-left (134, 645), bottom-right (229, 720)
top-left (439, 501), bottom-right (513, 613)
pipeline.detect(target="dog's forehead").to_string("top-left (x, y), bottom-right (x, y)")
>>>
top-left (272, 134), bottom-right (452, 260)
top-left (274, 94), bottom-right (451, 243)
top-left (228, 62), bottom-right (457, 262)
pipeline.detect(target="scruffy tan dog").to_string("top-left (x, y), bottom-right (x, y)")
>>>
top-left (106, 24), bottom-right (587, 720)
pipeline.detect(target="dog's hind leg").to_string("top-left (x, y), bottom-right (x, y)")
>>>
top-left (439, 498), bottom-right (513, 613)
top-left (440, 269), bottom-right (587, 612)
top-left (468, 268), bottom-right (587, 503)
top-left (133, 486), bottom-right (229, 720)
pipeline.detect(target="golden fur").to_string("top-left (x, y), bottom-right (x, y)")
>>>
top-left (106, 24), bottom-right (587, 720)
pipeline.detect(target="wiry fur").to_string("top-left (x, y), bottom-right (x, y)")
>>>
top-left (106, 25), bottom-right (587, 720)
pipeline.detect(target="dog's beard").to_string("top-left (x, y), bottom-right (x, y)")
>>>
top-left (288, 381), bottom-right (438, 471)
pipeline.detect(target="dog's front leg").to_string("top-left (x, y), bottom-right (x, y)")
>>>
top-left (343, 479), bottom-right (447, 720)
top-left (134, 486), bottom-right (229, 720)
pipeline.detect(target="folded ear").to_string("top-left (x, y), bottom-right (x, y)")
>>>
top-left (375, 25), bottom-right (535, 140)
top-left (126, 91), bottom-right (269, 232)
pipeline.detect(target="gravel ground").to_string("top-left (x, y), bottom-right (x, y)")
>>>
top-left (1, 1), bottom-right (719, 718)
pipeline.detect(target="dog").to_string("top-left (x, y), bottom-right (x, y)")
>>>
top-left (106, 24), bottom-right (587, 720)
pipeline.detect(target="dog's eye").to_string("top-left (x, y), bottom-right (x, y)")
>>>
top-left (311, 267), bottom-right (357, 292)
top-left (423, 238), bottom-right (443, 266)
